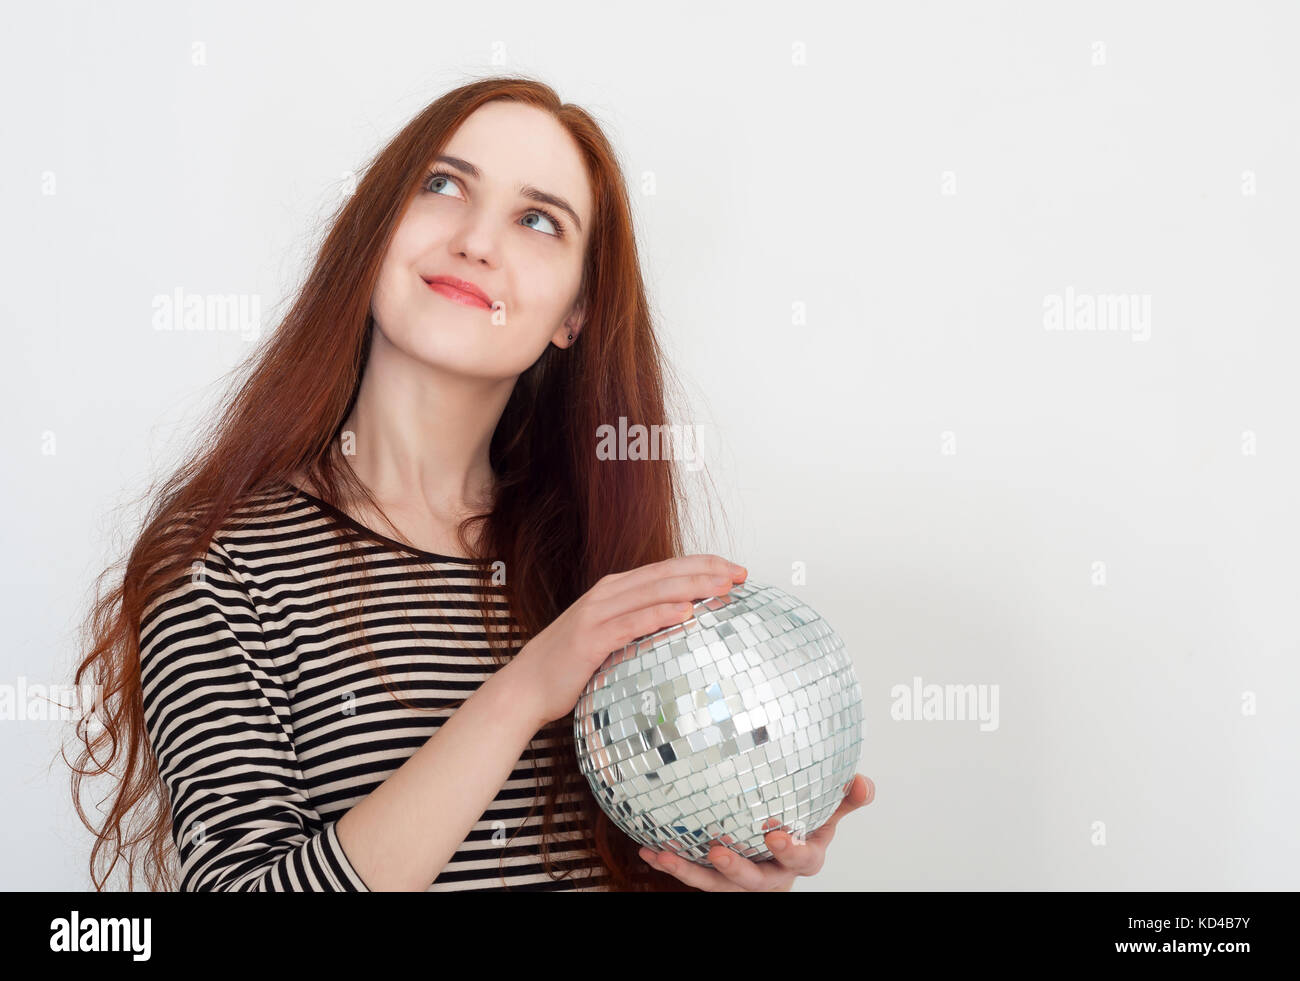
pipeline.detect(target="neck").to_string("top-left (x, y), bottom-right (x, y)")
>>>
top-left (340, 326), bottom-right (515, 516)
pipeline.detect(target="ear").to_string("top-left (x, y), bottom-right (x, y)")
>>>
top-left (553, 304), bottom-right (585, 348)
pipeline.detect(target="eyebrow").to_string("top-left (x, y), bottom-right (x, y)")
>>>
top-left (433, 154), bottom-right (584, 233)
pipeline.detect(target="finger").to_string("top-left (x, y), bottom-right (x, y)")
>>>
top-left (599, 555), bottom-right (746, 609)
top-left (706, 843), bottom-right (801, 891)
top-left (807, 774), bottom-right (875, 847)
top-left (639, 846), bottom-right (745, 892)
top-left (594, 569), bottom-right (750, 651)
top-left (761, 823), bottom-right (825, 875)
top-left (600, 566), bottom-right (748, 625)
top-left (594, 599), bottom-right (702, 654)
top-left (599, 570), bottom-right (737, 632)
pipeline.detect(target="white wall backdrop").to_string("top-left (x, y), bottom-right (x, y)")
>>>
top-left (3, 0), bottom-right (1296, 890)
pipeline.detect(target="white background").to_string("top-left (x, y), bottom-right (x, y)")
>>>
top-left (2, 0), bottom-right (1296, 890)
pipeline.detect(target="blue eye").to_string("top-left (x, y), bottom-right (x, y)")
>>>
top-left (422, 169), bottom-right (567, 240)
top-left (425, 172), bottom-right (462, 199)
top-left (520, 211), bottom-right (562, 237)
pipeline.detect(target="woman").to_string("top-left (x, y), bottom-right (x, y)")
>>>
top-left (68, 75), bottom-right (874, 892)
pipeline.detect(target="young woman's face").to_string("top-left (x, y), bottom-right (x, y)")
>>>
top-left (369, 100), bottom-right (593, 379)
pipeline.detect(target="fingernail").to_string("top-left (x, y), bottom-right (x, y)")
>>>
top-left (714, 852), bottom-right (731, 868)
top-left (771, 835), bottom-right (788, 852)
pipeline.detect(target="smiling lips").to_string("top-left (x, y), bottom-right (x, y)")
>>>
top-left (423, 275), bottom-right (493, 310)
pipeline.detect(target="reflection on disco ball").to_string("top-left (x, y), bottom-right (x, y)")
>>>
top-left (573, 579), bottom-right (864, 869)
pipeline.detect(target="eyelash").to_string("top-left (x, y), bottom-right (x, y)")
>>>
top-left (422, 169), bottom-right (567, 240)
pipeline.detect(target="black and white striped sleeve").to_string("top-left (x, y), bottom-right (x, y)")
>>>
top-left (139, 536), bottom-right (371, 892)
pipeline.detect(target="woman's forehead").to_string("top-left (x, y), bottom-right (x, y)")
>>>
top-left (437, 103), bottom-right (593, 228)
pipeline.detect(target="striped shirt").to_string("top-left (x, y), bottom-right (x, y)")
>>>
top-left (138, 479), bottom-right (610, 892)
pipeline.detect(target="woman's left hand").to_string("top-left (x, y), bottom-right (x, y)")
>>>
top-left (638, 773), bottom-right (876, 891)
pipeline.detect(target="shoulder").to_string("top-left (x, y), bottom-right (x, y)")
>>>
top-left (138, 480), bottom-right (323, 662)
top-left (137, 534), bottom-right (259, 690)
top-left (210, 479), bottom-right (313, 546)
top-left (287, 469), bottom-right (316, 496)
top-left (141, 483), bottom-right (296, 625)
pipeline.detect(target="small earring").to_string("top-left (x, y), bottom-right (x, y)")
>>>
top-left (567, 331), bottom-right (574, 341)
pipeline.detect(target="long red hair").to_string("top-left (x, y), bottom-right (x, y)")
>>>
top-left (65, 73), bottom-right (725, 891)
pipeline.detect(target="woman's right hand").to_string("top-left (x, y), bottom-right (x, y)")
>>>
top-left (510, 554), bottom-right (748, 728)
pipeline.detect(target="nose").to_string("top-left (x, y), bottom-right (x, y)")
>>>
top-left (448, 211), bottom-right (500, 267)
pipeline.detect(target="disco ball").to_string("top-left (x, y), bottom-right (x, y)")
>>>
top-left (573, 578), bottom-right (864, 869)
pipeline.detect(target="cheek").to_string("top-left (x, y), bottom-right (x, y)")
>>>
top-left (509, 257), bottom-right (581, 323)
top-left (371, 219), bottom-right (439, 314)
top-left (370, 261), bottom-right (410, 326)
